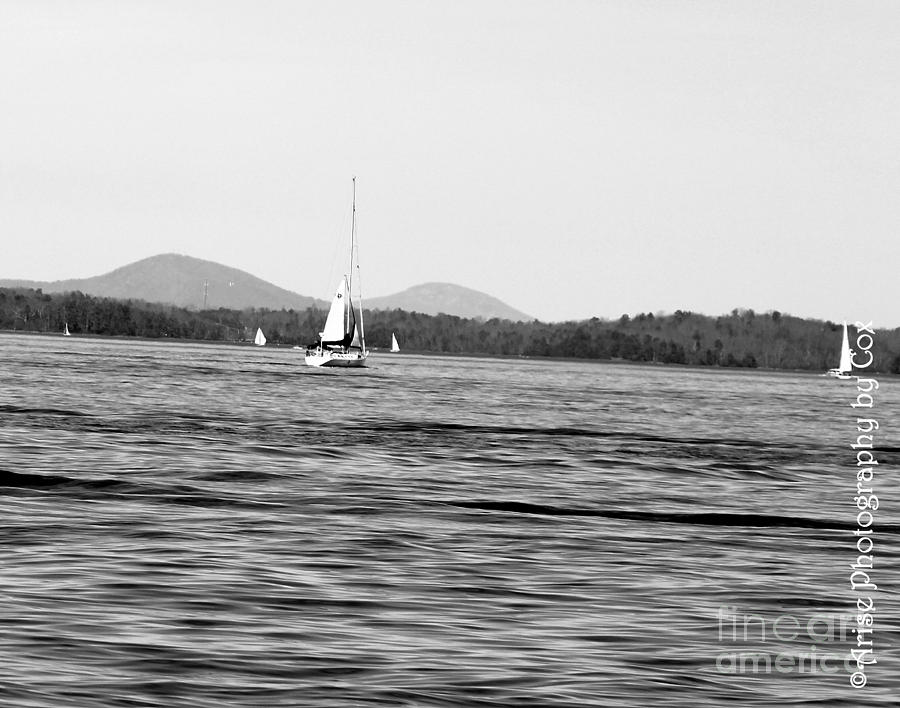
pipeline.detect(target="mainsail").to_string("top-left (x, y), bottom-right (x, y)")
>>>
top-left (321, 277), bottom-right (355, 347)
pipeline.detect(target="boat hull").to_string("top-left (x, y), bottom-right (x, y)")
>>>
top-left (305, 349), bottom-right (368, 368)
top-left (825, 368), bottom-right (852, 379)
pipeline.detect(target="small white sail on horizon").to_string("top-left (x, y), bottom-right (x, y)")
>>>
top-left (390, 333), bottom-right (400, 353)
top-left (254, 327), bottom-right (267, 346)
top-left (825, 321), bottom-right (852, 379)
top-left (63, 323), bottom-right (71, 337)
top-left (838, 322), bottom-right (852, 373)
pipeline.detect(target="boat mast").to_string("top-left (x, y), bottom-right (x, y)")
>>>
top-left (345, 177), bottom-right (356, 339)
top-left (349, 177), bottom-right (356, 286)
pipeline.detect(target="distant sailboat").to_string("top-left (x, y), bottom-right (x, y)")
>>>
top-left (305, 178), bottom-right (368, 368)
top-left (254, 328), bottom-right (267, 346)
top-left (825, 321), bottom-right (852, 379)
top-left (390, 333), bottom-right (400, 353)
top-left (63, 323), bottom-right (71, 337)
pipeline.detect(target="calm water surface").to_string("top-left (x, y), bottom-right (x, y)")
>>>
top-left (1, 333), bottom-right (898, 707)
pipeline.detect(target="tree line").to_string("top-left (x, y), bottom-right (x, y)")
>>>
top-left (2, 287), bottom-right (899, 373)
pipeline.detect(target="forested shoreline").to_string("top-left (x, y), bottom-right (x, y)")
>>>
top-left (2, 287), bottom-right (899, 373)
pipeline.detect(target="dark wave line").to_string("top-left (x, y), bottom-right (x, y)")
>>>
top-left (0, 469), bottom-right (271, 510)
top-left (0, 404), bottom-right (89, 417)
top-left (363, 420), bottom-right (785, 450)
top-left (1, 405), bottom-right (847, 460)
top-left (440, 499), bottom-right (900, 534)
top-left (0, 469), bottom-right (76, 488)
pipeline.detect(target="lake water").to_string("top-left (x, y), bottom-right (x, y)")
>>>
top-left (1, 332), bottom-right (897, 707)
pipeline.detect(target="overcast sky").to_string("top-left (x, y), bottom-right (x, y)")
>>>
top-left (2, 1), bottom-right (898, 325)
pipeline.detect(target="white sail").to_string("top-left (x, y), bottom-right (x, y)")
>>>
top-left (254, 327), bottom-right (267, 346)
top-left (63, 323), bottom-right (70, 336)
top-left (391, 333), bottom-right (399, 352)
top-left (838, 321), bottom-right (852, 374)
top-left (321, 278), bottom-right (349, 343)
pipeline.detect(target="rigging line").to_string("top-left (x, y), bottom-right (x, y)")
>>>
top-left (352, 178), bottom-right (366, 349)
top-left (322, 186), bottom-right (350, 303)
top-left (355, 225), bottom-right (366, 348)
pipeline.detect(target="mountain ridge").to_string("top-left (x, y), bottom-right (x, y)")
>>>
top-left (0, 253), bottom-right (533, 322)
top-left (0, 254), bottom-right (321, 311)
top-left (366, 282), bottom-right (533, 321)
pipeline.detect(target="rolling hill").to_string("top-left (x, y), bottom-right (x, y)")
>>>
top-left (366, 283), bottom-right (533, 322)
top-left (1, 254), bottom-right (322, 311)
top-left (1, 254), bottom-right (533, 321)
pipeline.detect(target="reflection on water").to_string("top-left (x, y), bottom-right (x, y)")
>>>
top-left (1, 333), bottom-right (898, 706)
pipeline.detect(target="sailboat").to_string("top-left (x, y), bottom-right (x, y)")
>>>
top-left (63, 323), bottom-right (71, 337)
top-left (305, 178), bottom-right (368, 368)
top-left (825, 321), bottom-right (852, 379)
top-left (390, 333), bottom-right (400, 353)
top-left (254, 328), bottom-right (267, 346)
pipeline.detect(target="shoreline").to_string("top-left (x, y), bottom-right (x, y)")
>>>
top-left (3, 329), bottom-right (892, 377)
